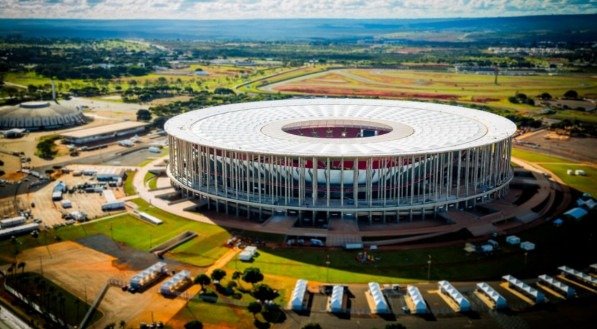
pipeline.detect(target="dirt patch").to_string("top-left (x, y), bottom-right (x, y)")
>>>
top-left (14, 240), bottom-right (200, 329)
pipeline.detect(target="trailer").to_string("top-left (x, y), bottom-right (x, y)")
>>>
top-left (0, 216), bottom-right (26, 229)
top-left (0, 223), bottom-right (40, 239)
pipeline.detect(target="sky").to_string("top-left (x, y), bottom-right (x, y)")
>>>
top-left (0, 0), bottom-right (596, 20)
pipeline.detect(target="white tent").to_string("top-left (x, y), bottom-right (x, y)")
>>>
top-left (407, 285), bottom-right (427, 314)
top-left (502, 275), bottom-right (545, 303)
top-left (289, 279), bottom-right (308, 311)
top-left (329, 285), bottom-right (344, 313)
top-left (558, 266), bottom-right (597, 287)
top-left (538, 275), bottom-right (575, 299)
top-left (368, 282), bottom-right (389, 314)
top-left (476, 282), bottom-right (507, 310)
top-left (438, 281), bottom-right (471, 312)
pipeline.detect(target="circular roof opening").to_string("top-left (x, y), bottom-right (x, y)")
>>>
top-left (282, 119), bottom-right (393, 139)
top-left (20, 101), bottom-right (51, 109)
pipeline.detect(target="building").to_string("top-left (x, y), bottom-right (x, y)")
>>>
top-left (166, 99), bottom-right (516, 223)
top-left (0, 101), bottom-right (86, 130)
top-left (61, 121), bottom-right (149, 145)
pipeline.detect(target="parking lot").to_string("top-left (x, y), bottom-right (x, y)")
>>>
top-left (1, 164), bottom-right (136, 228)
top-left (288, 273), bottom-right (597, 329)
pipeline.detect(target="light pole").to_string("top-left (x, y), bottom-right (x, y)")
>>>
top-left (427, 255), bottom-right (432, 281)
top-left (325, 254), bottom-right (331, 283)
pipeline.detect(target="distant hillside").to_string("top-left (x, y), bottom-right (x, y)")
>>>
top-left (0, 15), bottom-right (595, 43)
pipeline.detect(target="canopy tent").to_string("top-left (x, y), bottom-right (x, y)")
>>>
top-left (520, 241), bottom-right (535, 251)
top-left (502, 275), bottom-right (545, 304)
top-left (506, 235), bottom-right (520, 245)
top-left (129, 262), bottom-right (167, 290)
top-left (476, 282), bottom-right (507, 310)
top-left (538, 275), bottom-right (575, 299)
top-left (407, 285), bottom-right (427, 314)
top-left (564, 207), bottom-right (588, 220)
top-left (160, 270), bottom-right (191, 296)
top-left (289, 279), bottom-right (308, 311)
top-left (558, 266), bottom-right (597, 287)
top-left (368, 282), bottom-right (390, 314)
top-left (329, 285), bottom-right (344, 313)
top-left (438, 281), bottom-right (471, 312)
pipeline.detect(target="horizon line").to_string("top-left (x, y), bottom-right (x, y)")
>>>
top-left (0, 13), bottom-right (595, 21)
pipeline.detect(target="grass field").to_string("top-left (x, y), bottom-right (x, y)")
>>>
top-left (512, 148), bottom-right (596, 195)
top-left (263, 68), bottom-right (596, 114)
top-left (144, 172), bottom-right (158, 190)
top-left (123, 170), bottom-right (137, 196)
top-left (0, 198), bottom-right (231, 267)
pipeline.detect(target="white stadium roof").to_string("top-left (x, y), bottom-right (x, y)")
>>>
top-left (166, 98), bottom-right (517, 157)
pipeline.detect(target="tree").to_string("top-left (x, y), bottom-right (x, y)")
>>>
top-left (232, 270), bottom-right (242, 281)
top-left (262, 303), bottom-right (286, 324)
top-left (539, 92), bottom-right (552, 100)
top-left (210, 268), bottom-right (227, 283)
top-left (252, 283), bottom-right (277, 303)
top-left (136, 109), bottom-right (152, 121)
top-left (194, 274), bottom-right (211, 290)
top-left (302, 324), bottom-right (322, 329)
top-left (248, 301), bottom-right (262, 319)
top-left (184, 320), bottom-right (203, 329)
top-left (564, 90), bottom-right (579, 99)
top-left (242, 267), bottom-right (264, 287)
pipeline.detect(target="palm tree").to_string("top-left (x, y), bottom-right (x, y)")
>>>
top-left (119, 320), bottom-right (126, 329)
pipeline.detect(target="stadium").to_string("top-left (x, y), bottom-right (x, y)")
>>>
top-left (166, 99), bottom-right (516, 224)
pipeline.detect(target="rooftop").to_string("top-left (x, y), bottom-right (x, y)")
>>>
top-left (61, 121), bottom-right (149, 139)
top-left (166, 98), bottom-right (517, 157)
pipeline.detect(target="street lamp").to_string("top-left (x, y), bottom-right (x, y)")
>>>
top-left (427, 255), bottom-right (432, 281)
top-left (325, 254), bottom-right (331, 283)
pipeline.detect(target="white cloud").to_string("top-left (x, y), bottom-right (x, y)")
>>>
top-left (0, 0), bottom-right (595, 19)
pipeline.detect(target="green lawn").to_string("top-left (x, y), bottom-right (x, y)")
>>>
top-left (123, 170), bottom-right (137, 196)
top-left (144, 172), bottom-right (158, 190)
top-left (512, 148), bottom-right (596, 195)
top-left (0, 198), bottom-right (231, 267)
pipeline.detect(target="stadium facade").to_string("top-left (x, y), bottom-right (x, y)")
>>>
top-left (165, 99), bottom-right (516, 223)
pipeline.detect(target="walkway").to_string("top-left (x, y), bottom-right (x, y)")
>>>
top-left (132, 155), bottom-right (569, 246)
